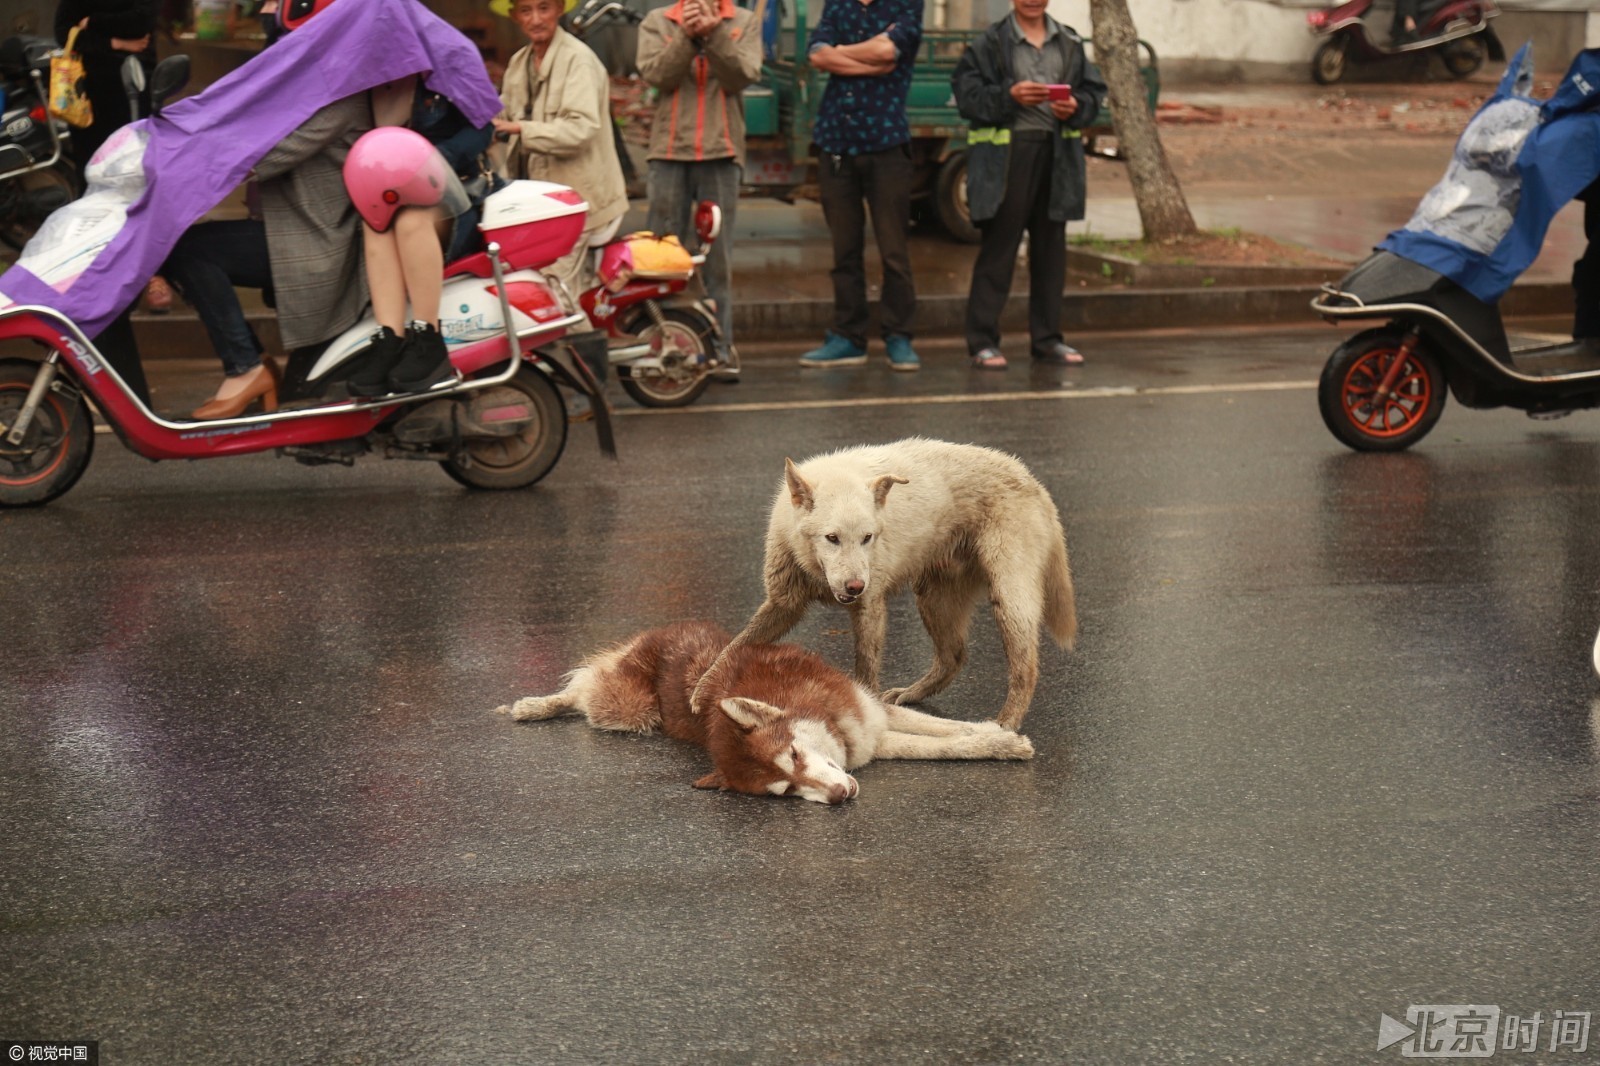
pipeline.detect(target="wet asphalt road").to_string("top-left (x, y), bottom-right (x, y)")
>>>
top-left (4, 322), bottom-right (1600, 1065)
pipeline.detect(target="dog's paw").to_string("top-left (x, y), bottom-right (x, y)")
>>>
top-left (881, 686), bottom-right (915, 706)
top-left (990, 732), bottom-right (1035, 760)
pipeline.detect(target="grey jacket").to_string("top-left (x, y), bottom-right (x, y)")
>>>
top-left (950, 17), bottom-right (1105, 224)
top-left (635, 2), bottom-right (763, 166)
top-left (256, 93), bottom-right (373, 351)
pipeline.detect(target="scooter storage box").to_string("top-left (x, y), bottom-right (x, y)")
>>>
top-left (598, 232), bottom-right (694, 290)
top-left (476, 180), bottom-right (589, 271)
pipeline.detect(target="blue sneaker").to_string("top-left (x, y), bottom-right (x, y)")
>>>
top-left (799, 331), bottom-right (867, 368)
top-left (885, 334), bottom-right (920, 372)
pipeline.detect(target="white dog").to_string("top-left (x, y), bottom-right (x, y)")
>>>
top-left (693, 438), bottom-right (1077, 730)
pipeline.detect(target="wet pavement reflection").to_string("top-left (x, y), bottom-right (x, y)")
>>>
top-left (4, 323), bottom-right (1599, 1063)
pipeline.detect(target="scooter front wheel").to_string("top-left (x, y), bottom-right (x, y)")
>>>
top-left (1311, 37), bottom-right (1349, 85)
top-left (0, 358), bottom-right (95, 507)
top-left (439, 364), bottom-right (567, 491)
top-left (619, 307), bottom-right (715, 408)
top-left (1319, 328), bottom-right (1447, 452)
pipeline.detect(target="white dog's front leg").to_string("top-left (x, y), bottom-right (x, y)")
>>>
top-left (691, 596), bottom-right (811, 715)
top-left (851, 597), bottom-right (888, 690)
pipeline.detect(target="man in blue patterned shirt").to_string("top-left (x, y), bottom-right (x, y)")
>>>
top-left (797, 0), bottom-right (923, 371)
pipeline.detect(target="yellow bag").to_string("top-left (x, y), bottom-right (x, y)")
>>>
top-left (48, 26), bottom-right (94, 130)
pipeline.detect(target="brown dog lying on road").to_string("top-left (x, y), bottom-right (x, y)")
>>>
top-left (495, 620), bottom-right (1034, 804)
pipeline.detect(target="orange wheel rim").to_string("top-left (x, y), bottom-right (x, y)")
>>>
top-left (1340, 348), bottom-right (1432, 439)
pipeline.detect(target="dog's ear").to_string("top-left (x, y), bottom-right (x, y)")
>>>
top-left (784, 458), bottom-right (815, 512)
top-left (693, 770), bottom-right (726, 790)
top-left (871, 474), bottom-right (909, 507)
top-left (718, 696), bottom-right (784, 731)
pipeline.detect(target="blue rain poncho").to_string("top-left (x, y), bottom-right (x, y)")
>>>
top-left (1379, 44), bottom-right (1600, 304)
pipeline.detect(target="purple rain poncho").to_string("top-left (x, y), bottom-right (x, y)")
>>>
top-left (0, 0), bottom-right (502, 339)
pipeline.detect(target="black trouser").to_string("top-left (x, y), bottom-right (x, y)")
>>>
top-left (1574, 177), bottom-right (1600, 339)
top-left (817, 144), bottom-right (916, 345)
top-left (965, 133), bottom-right (1066, 358)
top-left (94, 310), bottom-right (149, 407)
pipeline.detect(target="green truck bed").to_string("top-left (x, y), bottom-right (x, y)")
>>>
top-left (744, 30), bottom-right (1157, 156)
top-left (740, 20), bottom-right (1158, 241)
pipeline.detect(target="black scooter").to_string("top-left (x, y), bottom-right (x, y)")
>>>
top-left (0, 35), bottom-right (80, 250)
top-left (1311, 252), bottom-right (1599, 451)
top-left (1310, 40), bottom-right (1600, 453)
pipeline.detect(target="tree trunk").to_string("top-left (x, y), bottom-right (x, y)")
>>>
top-left (1088, 0), bottom-right (1198, 241)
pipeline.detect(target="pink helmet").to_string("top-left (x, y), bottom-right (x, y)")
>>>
top-left (342, 126), bottom-right (466, 233)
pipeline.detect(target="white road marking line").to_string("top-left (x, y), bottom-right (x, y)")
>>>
top-left (94, 380), bottom-right (1317, 432)
top-left (612, 380), bottom-right (1317, 416)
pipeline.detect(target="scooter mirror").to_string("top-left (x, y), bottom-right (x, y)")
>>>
top-left (148, 55), bottom-right (191, 117)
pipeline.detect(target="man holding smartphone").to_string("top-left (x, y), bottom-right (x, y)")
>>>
top-left (951, 0), bottom-right (1105, 370)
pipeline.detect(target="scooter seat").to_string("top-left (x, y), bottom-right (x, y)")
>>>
top-left (444, 253), bottom-right (493, 280)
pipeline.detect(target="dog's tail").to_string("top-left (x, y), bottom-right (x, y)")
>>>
top-left (494, 692), bottom-right (581, 722)
top-left (1043, 533), bottom-right (1078, 651)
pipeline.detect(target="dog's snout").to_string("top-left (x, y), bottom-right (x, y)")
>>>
top-left (844, 579), bottom-right (865, 596)
top-left (826, 782), bottom-right (852, 805)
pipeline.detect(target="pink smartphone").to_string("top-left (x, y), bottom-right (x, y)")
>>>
top-left (1046, 84), bottom-right (1074, 102)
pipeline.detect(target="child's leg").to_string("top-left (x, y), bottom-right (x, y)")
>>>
top-left (363, 224), bottom-right (408, 333)
top-left (349, 222), bottom-right (413, 397)
top-left (394, 207), bottom-right (444, 326)
top-left (385, 207), bottom-right (454, 392)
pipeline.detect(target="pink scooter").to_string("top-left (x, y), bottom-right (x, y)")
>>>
top-left (1307, 0), bottom-right (1503, 84)
top-left (0, 179), bottom-right (612, 508)
top-left (579, 201), bottom-right (727, 409)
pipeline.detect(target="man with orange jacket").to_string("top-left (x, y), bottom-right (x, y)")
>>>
top-left (636, 0), bottom-right (762, 376)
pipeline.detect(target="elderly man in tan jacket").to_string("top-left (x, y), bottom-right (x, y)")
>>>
top-left (636, 0), bottom-right (761, 376)
top-left (494, 0), bottom-right (628, 310)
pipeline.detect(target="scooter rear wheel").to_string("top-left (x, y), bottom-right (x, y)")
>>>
top-left (1319, 328), bottom-right (1447, 452)
top-left (439, 365), bottom-right (567, 491)
top-left (0, 358), bottom-right (95, 507)
top-left (619, 307), bottom-right (715, 408)
top-left (1311, 37), bottom-right (1349, 85)
top-left (1440, 36), bottom-right (1486, 79)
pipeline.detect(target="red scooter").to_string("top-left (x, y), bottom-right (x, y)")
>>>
top-left (0, 174), bottom-right (613, 508)
top-left (1307, 0), bottom-right (1503, 85)
top-left (579, 201), bottom-right (726, 408)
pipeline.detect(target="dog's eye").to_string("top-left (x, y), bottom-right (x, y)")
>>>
top-left (824, 534), bottom-right (839, 544)
top-left (862, 534), bottom-right (873, 544)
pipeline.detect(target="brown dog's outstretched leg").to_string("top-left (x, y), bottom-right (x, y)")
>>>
top-left (874, 729), bottom-right (1035, 761)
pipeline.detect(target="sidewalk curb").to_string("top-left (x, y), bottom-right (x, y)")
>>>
top-left (128, 283), bottom-right (1577, 358)
top-left (730, 282), bottom-right (1576, 341)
